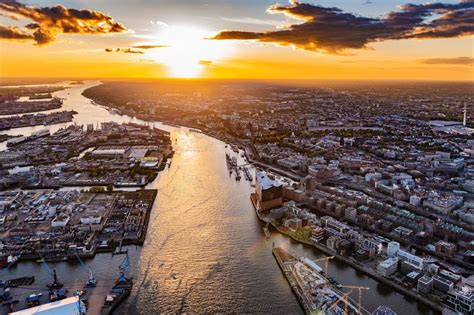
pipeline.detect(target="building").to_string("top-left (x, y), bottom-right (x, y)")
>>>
top-left (284, 218), bottom-right (302, 231)
top-left (387, 241), bottom-right (400, 258)
top-left (377, 258), bottom-right (399, 277)
top-left (282, 186), bottom-right (305, 202)
top-left (417, 275), bottom-right (433, 294)
top-left (311, 226), bottom-right (325, 243)
top-left (11, 296), bottom-right (86, 315)
top-left (433, 275), bottom-right (454, 293)
top-left (344, 207), bottom-right (357, 222)
top-left (397, 250), bottom-right (424, 273)
top-left (423, 195), bottom-right (463, 215)
top-left (255, 171), bottom-right (283, 212)
top-left (435, 240), bottom-right (456, 257)
top-left (445, 285), bottom-right (474, 315)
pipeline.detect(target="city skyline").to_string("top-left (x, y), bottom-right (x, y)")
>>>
top-left (1, 0), bottom-right (473, 80)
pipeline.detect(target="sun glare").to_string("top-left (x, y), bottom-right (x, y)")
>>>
top-left (146, 25), bottom-right (233, 78)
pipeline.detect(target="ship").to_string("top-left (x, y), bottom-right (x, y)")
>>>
top-left (6, 276), bottom-right (34, 288)
top-left (101, 274), bottom-right (133, 314)
top-left (0, 255), bottom-right (19, 269)
top-left (272, 246), bottom-right (362, 315)
top-left (101, 254), bottom-right (133, 315)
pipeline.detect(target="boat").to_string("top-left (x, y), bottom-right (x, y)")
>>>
top-left (0, 255), bottom-right (19, 269)
top-left (49, 288), bottom-right (68, 302)
top-left (85, 268), bottom-right (98, 288)
top-left (26, 293), bottom-right (42, 307)
top-left (101, 254), bottom-right (133, 315)
top-left (101, 275), bottom-right (133, 315)
top-left (7, 276), bottom-right (35, 287)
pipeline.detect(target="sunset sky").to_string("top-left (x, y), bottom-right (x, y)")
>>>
top-left (0, 0), bottom-right (473, 80)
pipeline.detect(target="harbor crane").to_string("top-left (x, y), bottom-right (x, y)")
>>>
top-left (313, 256), bottom-right (335, 275)
top-left (338, 285), bottom-right (370, 314)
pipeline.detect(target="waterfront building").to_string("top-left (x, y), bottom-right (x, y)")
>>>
top-left (417, 275), bottom-right (433, 294)
top-left (255, 171), bottom-right (283, 212)
top-left (439, 270), bottom-right (462, 284)
top-left (11, 296), bottom-right (86, 315)
top-left (311, 226), bottom-right (325, 243)
top-left (445, 285), bottom-right (474, 315)
top-left (282, 186), bottom-right (305, 202)
top-left (433, 275), bottom-right (454, 293)
top-left (397, 250), bottom-right (424, 273)
top-left (284, 218), bottom-right (302, 231)
top-left (377, 258), bottom-right (399, 277)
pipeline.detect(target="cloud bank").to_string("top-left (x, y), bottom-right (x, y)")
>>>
top-left (0, 0), bottom-right (127, 45)
top-left (212, 0), bottom-right (474, 54)
top-left (420, 56), bottom-right (474, 64)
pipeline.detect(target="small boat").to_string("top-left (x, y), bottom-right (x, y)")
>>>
top-left (7, 276), bottom-right (35, 287)
top-left (26, 293), bottom-right (42, 307)
top-left (49, 288), bottom-right (67, 302)
top-left (85, 268), bottom-right (98, 288)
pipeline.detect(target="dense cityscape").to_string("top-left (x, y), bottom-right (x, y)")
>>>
top-left (0, 79), bottom-right (471, 314)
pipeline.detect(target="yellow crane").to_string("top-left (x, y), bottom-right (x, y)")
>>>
top-left (338, 285), bottom-right (370, 314)
top-left (312, 256), bottom-right (335, 275)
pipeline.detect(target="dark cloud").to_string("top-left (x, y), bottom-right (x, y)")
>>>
top-left (0, 23), bottom-right (33, 40)
top-left (105, 48), bottom-right (144, 54)
top-left (212, 0), bottom-right (474, 54)
top-left (132, 45), bottom-right (168, 49)
top-left (0, 0), bottom-right (127, 45)
top-left (199, 60), bottom-right (214, 65)
top-left (420, 56), bottom-right (474, 64)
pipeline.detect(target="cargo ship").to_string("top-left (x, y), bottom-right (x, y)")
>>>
top-left (272, 246), bottom-right (362, 315)
top-left (101, 254), bottom-right (133, 315)
top-left (100, 273), bottom-right (133, 315)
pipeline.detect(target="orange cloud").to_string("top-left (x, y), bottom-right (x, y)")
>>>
top-left (0, 0), bottom-right (127, 45)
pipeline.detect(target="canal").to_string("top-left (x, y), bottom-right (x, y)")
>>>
top-left (1, 82), bottom-right (433, 314)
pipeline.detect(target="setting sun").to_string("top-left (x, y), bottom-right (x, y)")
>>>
top-left (145, 25), bottom-right (234, 78)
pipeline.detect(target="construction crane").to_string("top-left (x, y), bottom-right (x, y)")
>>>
top-left (312, 256), bottom-right (335, 275)
top-left (326, 289), bottom-right (353, 314)
top-left (338, 285), bottom-right (370, 313)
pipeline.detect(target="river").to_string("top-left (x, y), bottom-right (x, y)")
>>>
top-left (0, 82), bottom-right (433, 314)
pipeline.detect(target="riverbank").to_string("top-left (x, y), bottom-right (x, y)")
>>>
top-left (250, 195), bottom-right (443, 314)
top-left (10, 189), bottom-right (158, 265)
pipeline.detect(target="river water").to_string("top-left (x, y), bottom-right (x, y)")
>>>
top-left (0, 82), bottom-right (432, 314)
